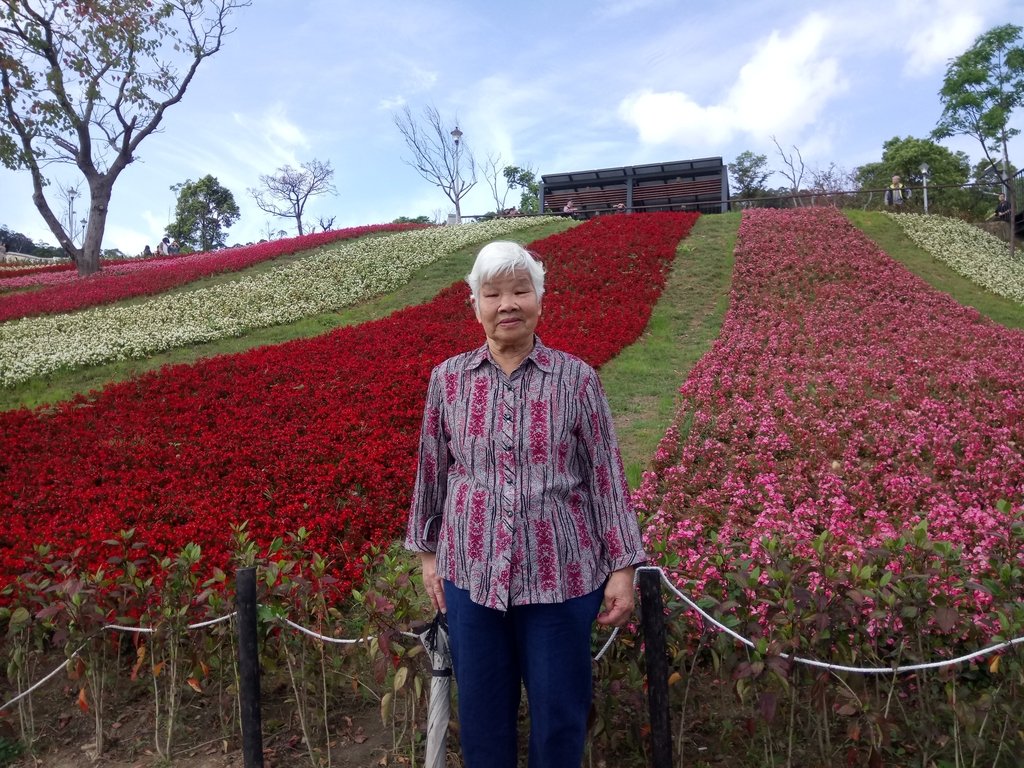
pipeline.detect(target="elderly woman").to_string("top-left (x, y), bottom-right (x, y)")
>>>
top-left (405, 241), bottom-right (646, 768)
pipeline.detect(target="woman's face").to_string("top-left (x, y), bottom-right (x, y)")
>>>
top-left (475, 269), bottom-right (541, 349)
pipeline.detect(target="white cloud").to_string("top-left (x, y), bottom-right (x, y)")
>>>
top-left (259, 103), bottom-right (309, 152)
top-left (378, 95), bottom-right (406, 110)
top-left (901, 6), bottom-right (986, 77)
top-left (618, 13), bottom-right (847, 150)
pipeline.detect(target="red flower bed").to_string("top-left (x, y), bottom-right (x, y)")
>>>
top-left (0, 213), bottom-right (698, 602)
top-left (0, 224), bottom-right (425, 321)
top-left (0, 262), bottom-right (77, 280)
top-left (638, 207), bottom-right (1024, 637)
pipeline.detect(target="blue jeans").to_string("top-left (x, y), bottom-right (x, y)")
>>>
top-left (443, 582), bottom-right (604, 768)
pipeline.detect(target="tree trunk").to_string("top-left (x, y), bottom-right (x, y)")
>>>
top-left (77, 184), bottom-right (113, 277)
top-left (454, 198), bottom-right (462, 225)
top-left (295, 214), bottom-right (304, 237)
top-left (1002, 139), bottom-right (1016, 260)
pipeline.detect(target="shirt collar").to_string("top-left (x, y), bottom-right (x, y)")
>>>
top-left (467, 336), bottom-right (555, 374)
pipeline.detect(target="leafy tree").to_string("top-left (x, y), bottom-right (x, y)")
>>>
top-left (249, 159), bottom-right (336, 236)
top-left (503, 165), bottom-right (539, 214)
top-left (934, 24), bottom-right (1024, 250)
top-left (167, 175), bottom-right (240, 252)
top-left (0, 225), bottom-right (40, 255)
top-left (934, 24), bottom-right (1024, 187)
top-left (0, 0), bottom-right (250, 276)
top-left (729, 151), bottom-right (773, 198)
top-left (855, 136), bottom-right (974, 214)
top-left (392, 215), bottom-right (432, 224)
top-left (393, 105), bottom-right (478, 223)
top-left (972, 158), bottom-right (1017, 185)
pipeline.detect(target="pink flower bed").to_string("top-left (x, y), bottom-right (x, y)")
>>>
top-left (638, 207), bottom-right (1024, 636)
top-left (0, 224), bottom-right (425, 321)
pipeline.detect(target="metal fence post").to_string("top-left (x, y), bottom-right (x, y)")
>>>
top-left (236, 567), bottom-right (264, 768)
top-left (639, 569), bottom-right (673, 768)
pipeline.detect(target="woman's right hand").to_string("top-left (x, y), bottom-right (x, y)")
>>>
top-left (420, 552), bottom-right (447, 614)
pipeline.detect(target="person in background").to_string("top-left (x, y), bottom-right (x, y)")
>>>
top-left (562, 199), bottom-right (578, 215)
top-left (988, 193), bottom-right (1011, 223)
top-left (142, 244), bottom-right (153, 257)
top-left (156, 237), bottom-right (170, 256)
top-left (169, 239), bottom-right (181, 254)
top-left (884, 175), bottom-right (911, 208)
top-left (406, 241), bottom-right (644, 768)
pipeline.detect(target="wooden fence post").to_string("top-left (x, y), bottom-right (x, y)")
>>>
top-left (639, 568), bottom-right (673, 768)
top-left (236, 567), bottom-right (264, 768)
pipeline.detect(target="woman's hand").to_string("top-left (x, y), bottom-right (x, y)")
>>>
top-left (597, 567), bottom-right (635, 627)
top-left (420, 552), bottom-right (447, 614)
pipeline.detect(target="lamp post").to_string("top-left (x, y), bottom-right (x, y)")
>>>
top-left (919, 162), bottom-right (930, 215)
top-left (451, 126), bottom-right (463, 224)
top-left (67, 188), bottom-right (78, 243)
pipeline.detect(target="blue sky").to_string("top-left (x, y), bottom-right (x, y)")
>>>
top-left (1, 0), bottom-right (1022, 255)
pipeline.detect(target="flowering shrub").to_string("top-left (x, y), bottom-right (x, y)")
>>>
top-left (0, 225), bottom-right (426, 319)
top-left (886, 212), bottom-right (1024, 304)
top-left (0, 218), bottom-right (561, 386)
top-left (639, 207), bottom-right (1024, 643)
top-left (0, 212), bottom-right (699, 600)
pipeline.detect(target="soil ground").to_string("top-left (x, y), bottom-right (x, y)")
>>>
top-left (5, 671), bottom-right (398, 767)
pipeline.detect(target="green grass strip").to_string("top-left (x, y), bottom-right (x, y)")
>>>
top-left (601, 212), bottom-right (738, 486)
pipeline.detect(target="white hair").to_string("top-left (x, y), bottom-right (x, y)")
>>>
top-left (465, 241), bottom-right (545, 304)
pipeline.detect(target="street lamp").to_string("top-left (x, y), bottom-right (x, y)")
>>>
top-left (67, 188), bottom-right (78, 242)
top-left (451, 126), bottom-right (463, 224)
top-left (919, 162), bottom-right (930, 215)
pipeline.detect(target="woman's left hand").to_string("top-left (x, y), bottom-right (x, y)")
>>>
top-left (597, 567), bottom-right (636, 627)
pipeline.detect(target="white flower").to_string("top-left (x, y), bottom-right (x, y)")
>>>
top-left (0, 218), bottom-right (563, 387)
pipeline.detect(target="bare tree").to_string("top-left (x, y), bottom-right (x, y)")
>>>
top-left (393, 105), bottom-right (477, 223)
top-left (0, 0), bottom-right (251, 276)
top-left (807, 163), bottom-right (852, 206)
top-left (483, 152), bottom-right (512, 213)
top-left (771, 136), bottom-right (806, 206)
top-left (317, 215), bottom-right (336, 232)
top-left (261, 221), bottom-right (288, 241)
top-left (249, 159), bottom-right (336, 236)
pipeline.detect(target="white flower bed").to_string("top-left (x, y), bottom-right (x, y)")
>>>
top-left (0, 218), bottom-right (560, 386)
top-left (885, 213), bottom-right (1024, 304)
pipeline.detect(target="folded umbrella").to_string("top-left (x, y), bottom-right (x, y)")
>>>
top-left (418, 611), bottom-right (452, 768)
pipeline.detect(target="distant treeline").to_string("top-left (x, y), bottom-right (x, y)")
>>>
top-left (1, 225), bottom-right (128, 260)
top-left (0, 225), bottom-right (63, 258)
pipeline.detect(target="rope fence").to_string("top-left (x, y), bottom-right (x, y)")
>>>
top-left (2, 561), bottom-right (1024, 765)
top-left (4, 564), bottom-right (1021, 716)
top-left (593, 566), bottom-right (1024, 673)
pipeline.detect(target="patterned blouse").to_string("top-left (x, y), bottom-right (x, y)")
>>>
top-left (405, 337), bottom-right (646, 611)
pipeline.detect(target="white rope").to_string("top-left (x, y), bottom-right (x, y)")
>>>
top-left (636, 565), bottom-right (1024, 675)
top-left (1, 641), bottom-right (89, 711)
top-left (1, 614), bottom-right (238, 712)
top-left (278, 617), bottom-right (363, 645)
top-left (275, 617), bottom-right (419, 645)
top-left (9, 571), bottom-right (1024, 714)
